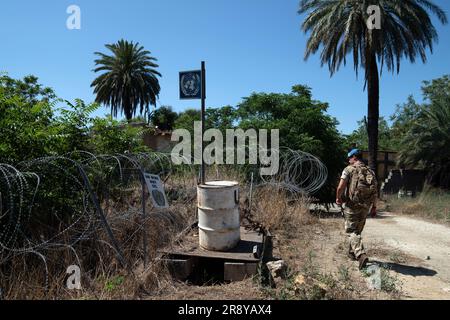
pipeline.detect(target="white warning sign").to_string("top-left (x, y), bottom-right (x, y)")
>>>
top-left (144, 173), bottom-right (169, 209)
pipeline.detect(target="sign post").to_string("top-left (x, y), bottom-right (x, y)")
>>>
top-left (179, 61), bottom-right (206, 185)
top-left (200, 61), bottom-right (206, 185)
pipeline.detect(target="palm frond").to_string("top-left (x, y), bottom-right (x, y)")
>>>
top-left (299, 0), bottom-right (448, 78)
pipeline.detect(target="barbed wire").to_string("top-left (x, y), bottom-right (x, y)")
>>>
top-left (0, 149), bottom-right (327, 293)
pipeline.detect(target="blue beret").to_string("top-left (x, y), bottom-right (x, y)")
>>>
top-left (347, 149), bottom-right (360, 158)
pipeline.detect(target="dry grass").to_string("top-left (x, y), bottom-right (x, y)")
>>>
top-left (147, 185), bottom-right (319, 301)
top-left (385, 186), bottom-right (450, 224)
top-left (247, 187), bottom-right (360, 300)
top-left (251, 187), bottom-right (317, 235)
top-left (0, 183), bottom-right (197, 300)
top-left (152, 277), bottom-right (266, 300)
top-left (1, 167), bottom-right (322, 300)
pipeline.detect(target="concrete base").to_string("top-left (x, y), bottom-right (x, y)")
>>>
top-left (224, 262), bottom-right (258, 282)
top-left (163, 257), bottom-right (197, 280)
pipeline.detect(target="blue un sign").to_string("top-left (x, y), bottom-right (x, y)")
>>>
top-left (179, 70), bottom-right (202, 99)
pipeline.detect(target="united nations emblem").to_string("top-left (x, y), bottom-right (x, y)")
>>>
top-left (179, 71), bottom-right (202, 99)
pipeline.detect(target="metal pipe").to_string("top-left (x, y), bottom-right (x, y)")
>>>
top-left (200, 61), bottom-right (206, 185)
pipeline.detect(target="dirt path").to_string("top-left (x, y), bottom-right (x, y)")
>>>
top-left (364, 212), bottom-right (450, 300)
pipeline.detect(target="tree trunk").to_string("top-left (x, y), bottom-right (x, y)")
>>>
top-left (124, 99), bottom-right (132, 122)
top-left (367, 52), bottom-right (379, 177)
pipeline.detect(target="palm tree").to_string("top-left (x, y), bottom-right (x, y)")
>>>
top-left (402, 105), bottom-right (450, 187)
top-left (299, 0), bottom-right (447, 173)
top-left (398, 76), bottom-right (450, 188)
top-left (91, 39), bottom-right (162, 121)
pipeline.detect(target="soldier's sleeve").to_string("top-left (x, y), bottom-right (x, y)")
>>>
top-left (340, 167), bottom-right (350, 182)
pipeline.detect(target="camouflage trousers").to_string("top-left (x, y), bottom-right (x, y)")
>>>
top-left (343, 205), bottom-right (369, 259)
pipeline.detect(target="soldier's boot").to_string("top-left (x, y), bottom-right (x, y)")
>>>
top-left (358, 254), bottom-right (369, 270)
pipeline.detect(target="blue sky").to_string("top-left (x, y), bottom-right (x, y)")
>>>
top-left (1, 0), bottom-right (449, 134)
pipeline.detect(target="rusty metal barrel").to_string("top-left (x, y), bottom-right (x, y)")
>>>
top-left (197, 181), bottom-right (240, 251)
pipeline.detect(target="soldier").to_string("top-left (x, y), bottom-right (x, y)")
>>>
top-left (336, 149), bottom-right (378, 270)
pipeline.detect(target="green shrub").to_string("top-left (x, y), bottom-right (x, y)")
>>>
top-left (90, 118), bottom-right (151, 154)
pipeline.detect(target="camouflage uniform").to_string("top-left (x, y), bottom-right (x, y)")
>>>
top-left (343, 204), bottom-right (369, 258)
top-left (341, 163), bottom-right (371, 259)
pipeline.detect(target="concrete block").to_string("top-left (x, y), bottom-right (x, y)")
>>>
top-left (163, 257), bottom-right (196, 280)
top-left (224, 262), bottom-right (258, 282)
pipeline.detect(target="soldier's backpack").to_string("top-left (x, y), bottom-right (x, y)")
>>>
top-left (347, 163), bottom-right (378, 209)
